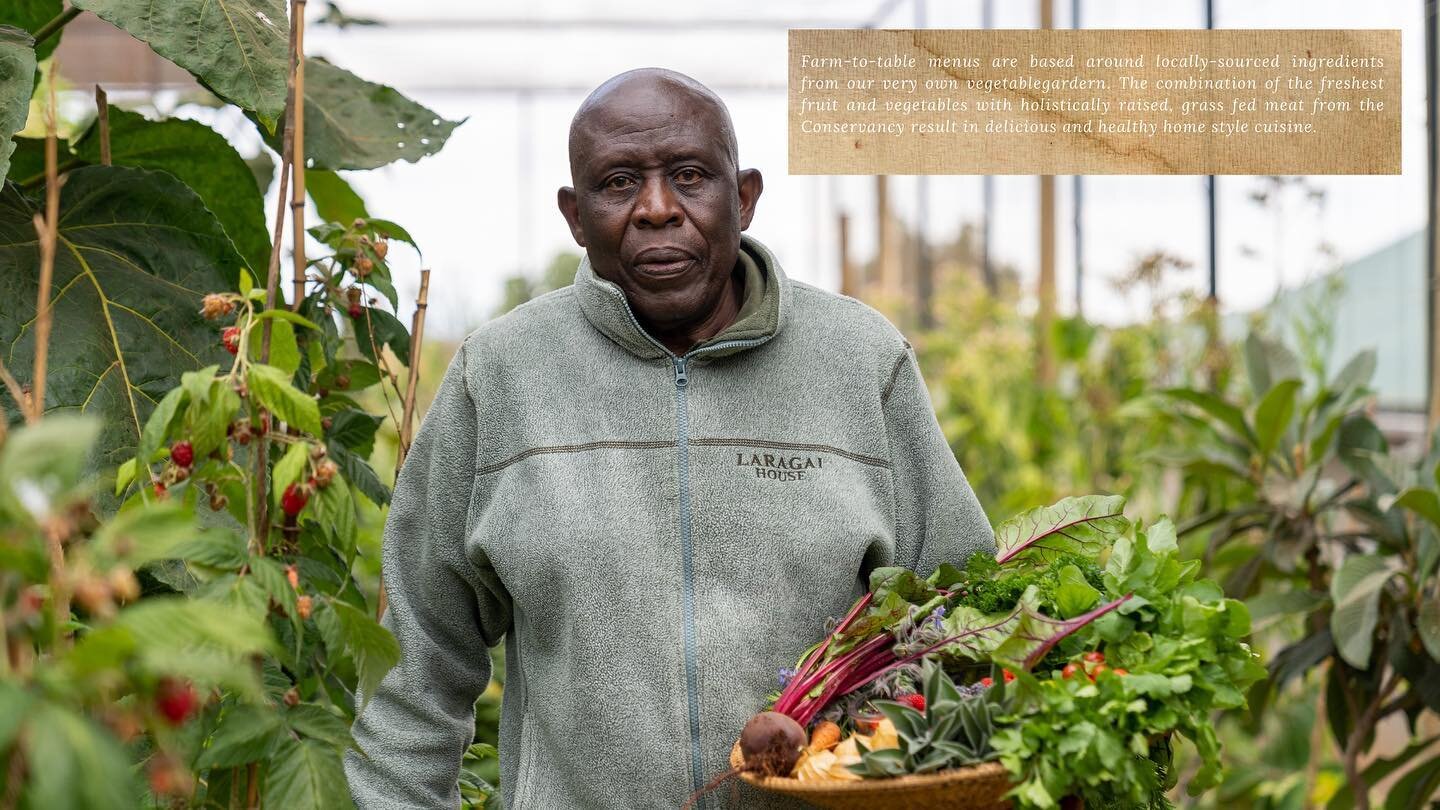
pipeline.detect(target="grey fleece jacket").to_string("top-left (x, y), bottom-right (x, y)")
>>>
top-left (343, 233), bottom-right (996, 810)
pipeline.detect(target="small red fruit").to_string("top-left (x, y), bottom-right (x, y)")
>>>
top-left (1083, 651), bottom-right (1106, 664)
top-left (1062, 663), bottom-right (1081, 680)
top-left (152, 482), bottom-right (168, 500)
top-left (899, 693), bottom-right (926, 712)
top-left (280, 483), bottom-right (309, 518)
top-left (1003, 669), bottom-right (1016, 683)
top-left (155, 677), bottom-right (198, 726)
top-left (1090, 664), bottom-right (1108, 681)
top-left (1111, 668), bottom-right (1129, 677)
top-left (348, 303), bottom-right (363, 318)
top-left (296, 594), bottom-right (313, 620)
top-left (221, 326), bottom-right (240, 355)
top-left (170, 440), bottom-right (194, 468)
top-left (980, 676), bottom-right (994, 687)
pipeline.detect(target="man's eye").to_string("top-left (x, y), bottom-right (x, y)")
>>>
top-left (606, 175), bottom-right (634, 190)
top-left (676, 168), bottom-right (703, 184)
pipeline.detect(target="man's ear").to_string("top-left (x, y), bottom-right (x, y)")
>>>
top-left (736, 168), bottom-right (763, 231)
top-left (557, 186), bottom-right (587, 247)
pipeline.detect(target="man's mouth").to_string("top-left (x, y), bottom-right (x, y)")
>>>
top-left (632, 247), bottom-right (695, 277)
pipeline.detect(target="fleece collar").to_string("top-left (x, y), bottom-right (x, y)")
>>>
top-left (573, 232), bottom-right (790, 362)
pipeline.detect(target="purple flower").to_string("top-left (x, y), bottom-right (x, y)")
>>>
top-left (778, 667), bottom-right (798, 688)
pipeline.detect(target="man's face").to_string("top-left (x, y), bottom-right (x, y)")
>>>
top-left (558, 82), bottom-right (762, 337)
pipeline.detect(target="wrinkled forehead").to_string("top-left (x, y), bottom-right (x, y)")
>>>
top-left (569, 81), bottom-right (733, 178)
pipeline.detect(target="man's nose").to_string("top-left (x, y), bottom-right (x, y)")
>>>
top-left (632, 175), bottom-right (683, 228)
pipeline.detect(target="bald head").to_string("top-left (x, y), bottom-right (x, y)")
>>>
top-left (567, 68), bottom-right (739, 181)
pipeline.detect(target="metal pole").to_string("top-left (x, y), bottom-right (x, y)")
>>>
top-left (916, 0), bottom-right (933, 328)
top-left (1207, 0), bottom-right (1218, 304)
top-left (1428, 0), bottom-right (1440, 431)
top-left (980, 0), bottom-right (997, 295)
top-left (1072, 0), bottom-right (1083, 317)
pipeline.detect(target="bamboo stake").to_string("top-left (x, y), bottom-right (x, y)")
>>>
top-left (377, 269), bottom-right (432, 621)
top-left (289, 0), bottom-right (308, 312)
top-left (94, 86), bottom-right (110, 166)
top-left (30, 60), bottom-right (61, 424)
top-left (251, 0), bottom-right (302, 555)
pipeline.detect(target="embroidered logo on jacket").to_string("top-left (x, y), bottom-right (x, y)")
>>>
top-left (736, 452), bottom-right (823, 481)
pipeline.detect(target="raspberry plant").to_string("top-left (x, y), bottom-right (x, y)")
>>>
top-left (0, 2), bottom-right (466, 808)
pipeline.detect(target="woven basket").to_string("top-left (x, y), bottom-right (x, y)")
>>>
top-left (728, 742), bottom-right (1014, 810)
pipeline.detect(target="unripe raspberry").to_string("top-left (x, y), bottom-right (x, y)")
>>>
top-left (283, 687), bottom-right (301, 707)
top-left (200, 293), bottom-right (235, 320)
top-left (374, 240), bottom-right (389, 260)
top-left (285, 564), bottom-right (300, 591)
top-left (354, 256), bottom-right (373, 276)
top-left (108, 567), bottom-right (141, 604)
top-left (72, 575), bottom-right (114, 618)
top-left (296, 595), bottom-right (313, 620)
top-left (314, 458), bottom-right (338, 488)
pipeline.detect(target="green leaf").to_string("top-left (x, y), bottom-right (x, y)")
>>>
top-left (1419, 593), bottom-right (1440, 662)
top-left (327, 441), bottom-right (389, 505)
top-left (313, 477), bottom-right (356, 558)
top-left (73, 106), bottom-right (271, 272)
top-left (1, 2), bottom-right (62, 62)
top-left (252, 308), bottom-right (321, 331)
top-left (306, 168), bottom-right (369, 223)
top-left (1330, 555), bottom-right (1397, 669)
top-left (70, 0), bottom-right (288, 127)
top-left (0, 25), bottom-right (36, 182)
top-left (326, 409), bottom-right (382, 456)
top-left (1395, 488), bottom-right (1440, 529)
top-left (1053, 564), bottom-right (1100, 619)
top-left (0, 415), bottom-right (102, 524)
top-left (1160, 387), bottom-right (1256, 445)
top-left (354, 307), bottom-right (411, 366)
top-left (993, 494), bottom-right (1127, 569)
top-left (1253, 378), bottom-right (1301, 459)
top-left (293, 57), bottom-right (463, 170)
top-left (285, 703), bottom-right (356, 750)
top-left (263, 736), bottom-right (355, 810)
top-left (22, 702), bottom-right (137, 810)
top-left (314, 597), bottom-right (399, 708)
top-left (258, 316), bottom-right (301, 375)
top-left (137, 386), bottom-right (188, 472)
top-left (1331, 349), bottom-right (1377, 395)
top-left (198, 703), bottom-right (283, 767)
top-left (1245, 332), bottom-right (1300, 397)
top-left (248, 363), bottom-right (322, 435)
top-left (91, 500), bottom-right (196, 565)
top-left (0, 166), bottom-right (244, 474)
top-left (271, 441), bottom-right (310, 503)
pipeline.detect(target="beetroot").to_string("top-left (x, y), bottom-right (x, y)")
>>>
top-left (739, 711), bottom-right (806, 777)
top-left (682, 711), bottom-right (807, 809)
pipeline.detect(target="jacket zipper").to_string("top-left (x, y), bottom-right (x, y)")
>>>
top-left (607, 288), bottom-right (775, 807)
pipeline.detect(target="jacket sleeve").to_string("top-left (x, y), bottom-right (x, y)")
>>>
top-left (344, 339), bottom-right (513, 809)
top-left (879, 342), bottom-right (996, 578)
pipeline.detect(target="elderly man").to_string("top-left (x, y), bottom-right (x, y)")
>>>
top-left (343, 68), bottom-right (995, 809)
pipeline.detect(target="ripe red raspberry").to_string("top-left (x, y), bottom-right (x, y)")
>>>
top-left (280, 483), bottom-right (309, 518)
top-left (154, 677), bottom-right (198, 726)
top-left (170, 441), bottom-right (194, 468)
top-left (1003, 669), bottom-right (1016, 683)
top-left (980, 676), bottom-right (994, 688)
top-left (221, 326), bottom-right (240, 355)
top-left (899, 693), bottom-right (926, 712)
top-left (348, 303), bottom-right (363, 318)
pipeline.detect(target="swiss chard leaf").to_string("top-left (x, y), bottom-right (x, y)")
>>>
top-left (994, 494), bottom-right (1128, 569)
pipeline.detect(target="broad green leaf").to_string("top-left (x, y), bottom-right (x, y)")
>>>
top-left (1053, 564), bottom-right (1100, 618)
top-left (0, 25), bottom-right (36, 182)
top-left (1244, 332), bottom-right (1300, 397)
top-left (285, 703), bottom-right (355, 750)
top-left (169, 527), bottom-right (247, 569)
top-left (1327, 741), bottom-right (1435, 809)
top-left (1384, 753), bottom-right (1440, 810)
top-left (327, 441), bottom-right (389, 505)
top-left (354, 307), bottom-right (411, 366)
top-left (0, 167), bottom-right (243, 474)
top-left (192, 380), bottom-right (242, 459)
top-left (363, 218), bottom-right (419, 251)
top-left (0, 415), bottom-right (101, 523)
top-left (252, 308), bottom-right (321, 331)
top-left (313, 477), bottom-right (356, 558)
top-left (256, 316), bottom-right (301, 376)
top-left (1160, 387), bottom-right (1256, 446)
top-left (22, 703), bottom-right (136, 810)
top-left (1330, 349), bottom-right (1377, 395)
top-left (248, 363), bottom-right (322, 436)
top-left (263, 736), bottom-right (355, 810)
top-left (1252, 378), bottom-right (1301, 459)
top-left (114, 456), bottom-right (137, 495)
top-left (0, 2), bottom-right (62, 62)
top-left (1329, 555), bottom-right (1396, 669)
top-left (326, 409), bottom-right (382, 456)
top-left (70, 0), bottom-right (288, 126)
top-left (197, 703), bottom-right (283, 767)
top-left (993, 494), bottom-right (1127, 568)
top-left (91, 500), bottom-right (196, 565)
top-left (271, 440), bottom-right (310, 502)
top-left (1395, 488), bottom-right (1440, 529)
top-left (314, 597), bottom-right (399, 708)
top-left (294, 57), bottom-right (463, 170)
top-left (137, 387), bottom-right (188, 473)
top-left (1419, 592), bottom-right (1440, 662)
top-left (306, 168), bottom-right (369, 223)
top-left (0, 681), bottom-right (32, 751)
top-left (74, 106), bottom-right (271, 272)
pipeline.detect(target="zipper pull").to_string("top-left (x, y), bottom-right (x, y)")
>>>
top-left (673, 357), bottom-right (688, 388)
